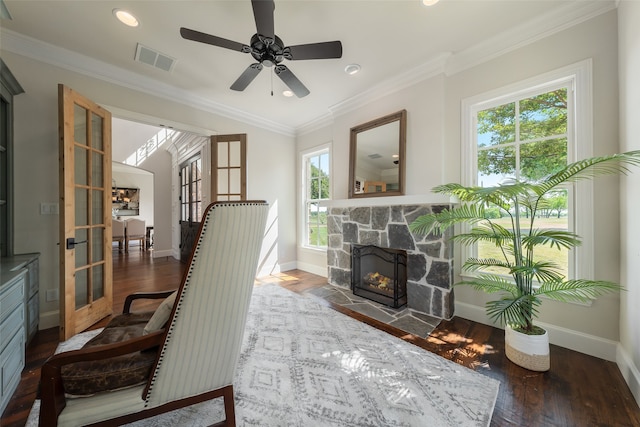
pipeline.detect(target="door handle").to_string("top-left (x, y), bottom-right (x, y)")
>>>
top-left (66, 238), bottom-right (88, 249)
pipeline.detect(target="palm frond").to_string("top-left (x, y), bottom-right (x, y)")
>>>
top-left (409, 204), bottom-right (489, 236)
top-left (534, 151), bottom-right (640, 194)
top-left (509, 261), bottom-right (565, 284)
top-left (522, 229), bottom-right (582, 250)
top-left (456, 274), bottom-right (520, 295)
top-left (451, 225), bottom-right (513, 246)
top-left (462, 258), bottom-right (512, 272)
top-left (432, 183), bottom-right (512, 211)
top-left (486, 294), bottom-right (541, 327)
top-left (536, 279), bottom-right (623, 303)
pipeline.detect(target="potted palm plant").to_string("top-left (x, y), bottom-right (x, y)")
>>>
top-left (409, 151), bottom-right (640, 371)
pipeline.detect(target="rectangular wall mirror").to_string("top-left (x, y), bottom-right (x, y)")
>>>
top-left (349, 110), bottom-right (406, 198)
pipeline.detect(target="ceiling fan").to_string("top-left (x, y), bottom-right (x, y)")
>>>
top-left (180, 0), bottom-right (343, 98)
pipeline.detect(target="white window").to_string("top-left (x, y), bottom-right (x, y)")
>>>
top-left (302, 147), bottom-right (330, 249)
top-left (462, 60), bottom-right (593, 281)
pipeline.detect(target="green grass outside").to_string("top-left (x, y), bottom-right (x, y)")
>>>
top-left (308, 224), bottom-right (328, 247)
top-left (477, 217), bottom-right (569, 278)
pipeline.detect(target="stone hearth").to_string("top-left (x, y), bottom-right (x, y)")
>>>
top-left (327, 204), bottom-right (454, 319)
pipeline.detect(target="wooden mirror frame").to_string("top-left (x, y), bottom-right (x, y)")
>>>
top-left (348, 109), bottom-right (407, 199)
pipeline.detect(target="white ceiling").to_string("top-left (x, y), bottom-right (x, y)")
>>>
top-left (0, 0), bottom-right (615, 134)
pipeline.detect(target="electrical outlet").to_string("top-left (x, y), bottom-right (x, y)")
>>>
top-left (46, 288), bottom-right (59, 302)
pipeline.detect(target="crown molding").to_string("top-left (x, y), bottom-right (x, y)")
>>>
top-left (1, 0), bottom-right (617, 139)
top-left (444, 0), bottom-right (617, 76)
top-left (329, 52), bottom-right (451, 119)
top-left (296, 52), bottom-right (450, 136)
top-left (0, 28), bottom-right (295, 137)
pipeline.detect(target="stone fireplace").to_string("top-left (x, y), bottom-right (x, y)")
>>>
top-left (327, 203), bottom-right (455, 319)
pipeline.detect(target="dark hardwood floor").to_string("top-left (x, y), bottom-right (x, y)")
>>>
top-left (2, 249), bottom-right (639, 426)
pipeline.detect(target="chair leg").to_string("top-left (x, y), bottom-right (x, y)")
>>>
top-left (223, 385), bottom-right (236, 427)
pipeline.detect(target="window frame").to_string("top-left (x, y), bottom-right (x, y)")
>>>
top-left (301, 144), bottom-right (331, 251)
top-left (461, 59), bottom-right (594, 282)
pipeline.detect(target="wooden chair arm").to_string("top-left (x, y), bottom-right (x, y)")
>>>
top-left (39, 330), bottom-right (165, 427)
top-left (123, 290), bottom-right (176, 313)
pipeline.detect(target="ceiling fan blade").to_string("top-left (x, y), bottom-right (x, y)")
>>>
top-left (251, 0), bottom-right (275, 41)
top-left (230, 63), bottom-right (264, 91)
top-left (286, 41), bottom-right (343, 60)
top-left (180, 27), bottom-right (247, 52)
top-left (275, 65), bottom-right (310, 98)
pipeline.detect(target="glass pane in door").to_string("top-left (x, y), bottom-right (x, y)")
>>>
top-left (75, 267), bottom-right (88, 309)
top-left (74, 104), bottom-right (87, 145)
top-left (229, 140), bottom-right (241, 166)
top-left (92, 152), bottom-right (103, 187)
top-left (74, 228), bottom-right (88, 268)
top-left (92, 227), bottom-right (104, 263)
top-left (75, 188), bottom-right (88, 226)
top-left (92, 264), bottom-right (104, 300)
top-left (75, 146), bottom-right (88, 186)
top-left (91, 112), bottom-right (103, 150)
top-left (92, 189), bottom-right (103, 225)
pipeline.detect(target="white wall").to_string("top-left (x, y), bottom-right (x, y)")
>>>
top-left (3, 49), bottom-right (297, 328)
top-left (296, 11), bottom-right (624, 361)
top-left (617, 0), bottom-right (640, 406)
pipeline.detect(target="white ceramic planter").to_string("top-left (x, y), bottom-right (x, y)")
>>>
top-left (505, 325), bottom-right (550, 372)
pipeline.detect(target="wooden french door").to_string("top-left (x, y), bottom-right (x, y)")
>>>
top-left (211, 134), bottom-right (246, 201)
top-left (58, 85), bottom-right (113, 340)
top-left (179, 156), bottom-right (202, 263)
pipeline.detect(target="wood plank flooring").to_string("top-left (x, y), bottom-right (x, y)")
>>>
top-left (2, 250), bottom-right (639, 426)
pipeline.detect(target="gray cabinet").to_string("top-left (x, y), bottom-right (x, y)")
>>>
top-left (0, 253), bottom-right (40, 414)
top-left (23, 257), bottom-right (39, 342)
top-left (0, 270), bottom-right (26, 415)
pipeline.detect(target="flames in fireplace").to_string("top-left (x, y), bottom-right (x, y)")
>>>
top-left (352, 244), bottom-right (407, 308)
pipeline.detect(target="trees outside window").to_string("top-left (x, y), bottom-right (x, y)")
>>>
top-left (465, 68), bottom-right (589, 280)
top-left (303, 148), bottom-right (330, 249)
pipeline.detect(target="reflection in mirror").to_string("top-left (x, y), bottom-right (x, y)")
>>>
top-left (349, 110), bottom-right (406, 198)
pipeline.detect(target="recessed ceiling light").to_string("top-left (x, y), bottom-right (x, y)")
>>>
top-left (344, 64), bottom-right (361, 75)
top-left (422, 0), bottom-right (440, 6)
top-left (113, 9), bottom-right (139, 27)
top-left (282, 90), bottom-right (294, 97)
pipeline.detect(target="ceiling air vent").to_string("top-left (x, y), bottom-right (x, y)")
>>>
top-left (135, 43), bottom-right (176, 72)
top-left (368, 153), bottom-right (382, 159)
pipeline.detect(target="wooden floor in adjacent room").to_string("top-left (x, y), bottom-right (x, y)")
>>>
top-left (2, 249), bottom-right (639, 427)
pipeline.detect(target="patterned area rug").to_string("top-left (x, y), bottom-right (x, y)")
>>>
top-left (28, 284), bottom-right (499, 426)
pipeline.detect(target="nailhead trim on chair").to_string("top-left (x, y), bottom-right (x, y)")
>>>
top-left (143, 201), bottom-right (263, 406)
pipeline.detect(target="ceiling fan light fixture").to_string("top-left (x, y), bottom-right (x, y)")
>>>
top-left (344, 64), bottom-right (361, 75)
top-left (282, 90), bottom-right (294, 97)
top-left (113, 9), bottom-right (139, 27)
top-left (422, 0), bottom-right (440, 6)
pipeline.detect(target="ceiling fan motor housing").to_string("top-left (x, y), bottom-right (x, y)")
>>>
top-left (250, 34), bottom-right (289, 66)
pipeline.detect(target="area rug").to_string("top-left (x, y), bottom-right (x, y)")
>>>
top-left (27, 284), bottom-right (499, 426)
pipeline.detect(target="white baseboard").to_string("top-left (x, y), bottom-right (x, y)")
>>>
top-left (454, 301), bottom-right (618, 361)
top-left (294, 261), bottom-right (328, 277)
top-left (152, 249), bottom-right (178, 259)
top-left (256, 261), bottom-right (297, 278)
top-left (616, 344), bottom-right (640, 407)
top-left (39, 310), bottom-right (59, 330)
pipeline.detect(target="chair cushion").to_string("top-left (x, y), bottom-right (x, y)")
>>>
top-left (61, 317), bottom-right (158, 397)
top-left (143, 291), bottom-right (177, 335)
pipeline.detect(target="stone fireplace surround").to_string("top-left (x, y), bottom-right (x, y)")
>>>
top-left (326, 202), bottom-right (455, 320)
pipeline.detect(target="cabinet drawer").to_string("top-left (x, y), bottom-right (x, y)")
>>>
top-left (27, 293), bottom-right (39, 339)
top-left (0, 276), bottom-right (25, 324)
top-left (0, 328), bottom-right (25, 412)
top-left (26, 260), bottom-right (39, 298)
top-left (0, 300), bottom-right (24, 344)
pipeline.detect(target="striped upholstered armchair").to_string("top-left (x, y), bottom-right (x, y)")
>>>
top-left (38, 201), bottom-right (269, 427)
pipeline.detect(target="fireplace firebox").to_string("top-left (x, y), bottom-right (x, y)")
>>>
top-left (351, 244), bottom-right (407, 308)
